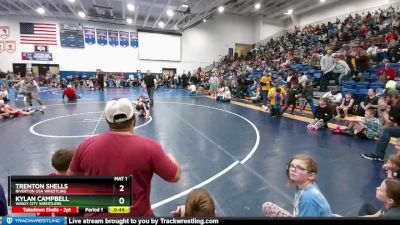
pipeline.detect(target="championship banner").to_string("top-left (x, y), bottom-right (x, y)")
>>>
top-left (59, 23), bottom-right (84, 48)
top-left (0, 40), bottom-right (4, 53)
top-left (108, 30), bottom-right (119, 47)
top-left (5, 40), bottom-right (16, 53)
top-left (22, 52), bottom-right (53, 61)
top-left (84, 27), bottom-right (95, 45)
top-left (96, 29), bottom-right (108, 46)
top-left (0, 26), bottom-right (10, 39)
top-left (130, 32), bottom-right (138, 48)
top-left (119, 31), bottom-right (129, 47)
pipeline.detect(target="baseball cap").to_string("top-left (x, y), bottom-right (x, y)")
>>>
top-left (105, 98), bottom-right (134, 123)
top-left (67, 85), bottom-right (72, 88)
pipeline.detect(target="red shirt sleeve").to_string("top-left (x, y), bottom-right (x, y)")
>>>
top-left (151, 143), bottom-right (177, 182)
top-left (68, 141), bottom-right (86, 174)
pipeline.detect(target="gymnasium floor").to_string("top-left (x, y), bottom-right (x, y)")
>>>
top-left (0, 87), bottom-right (394, 217)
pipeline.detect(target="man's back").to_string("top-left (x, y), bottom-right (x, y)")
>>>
top-left (143, 74), bottom-right (155, 88)
top-left (69, 132), bottom-right (178, 216)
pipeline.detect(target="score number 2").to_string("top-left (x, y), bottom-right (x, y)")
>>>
top-left (118, 185), bottom-right (125, 205)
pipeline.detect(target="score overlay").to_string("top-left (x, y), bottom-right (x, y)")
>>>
top-left (8, 176), bottom-right (132, 214)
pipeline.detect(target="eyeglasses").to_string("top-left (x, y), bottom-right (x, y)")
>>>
top-left (287, 163), bottom-right (309, 172)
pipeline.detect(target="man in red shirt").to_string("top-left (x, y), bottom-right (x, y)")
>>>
top-left (62, 85), bottom-right (79, 101)
top-left (67, 98), bottom-right (181, 217)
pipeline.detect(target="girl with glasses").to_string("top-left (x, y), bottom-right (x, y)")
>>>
top-left (262, 154), bottom-right (332, 217)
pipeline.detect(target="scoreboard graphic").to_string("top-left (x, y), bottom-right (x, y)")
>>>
top-left (8, 176), bottom-right (132, 214)
top-left (59, 24), bottom-right (84, 48)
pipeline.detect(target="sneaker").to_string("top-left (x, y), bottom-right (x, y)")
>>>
top-left (41, 105), bottom-right (47, 110)
top-left (261, 105), bottom-right (268, 109)
top-left (361, 153), bottom-right (384, 162)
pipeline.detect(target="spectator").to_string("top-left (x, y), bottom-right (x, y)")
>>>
top-left (188, 83), bottom-right (197, 96)
top-left (216, 82), bottom-right (231, 103)
top-left (50, 147), bottom-right (75, 176)
top-left (362, 89), bottom-right (400, 162)
top-left (67, 98), bottom-right (181, 216)
top-left (170, 188), bottom-right (216, 217)
top-left (299, 80), bottom-right (315, 116)
top-left (0, 87), bottom-right (8, 102)
top-left (358, 89), bottom-right (379, 116)
top-left (307, 98), bottom-right (332, 131)
top-left (62, 85), bottom-right (80, 101)
top-left (336, 92), bottom-right (354, 118)
top-left (268, 81), bottom-right (286, 114)
top-left (358, 178), bottom-right (400, 217)
top-left (260, 72), bottom-right (272, 109)
top-left (377, 63), bottom-right (397, 83)
top-left (338, 109), bottom-right (380, 139)
top-left (0, 184), bottom-right (7, 216)
top-left (283, 83), bottom-right (301, 114)
top-left (320, 49), bottom-right (335, 92)
top-left (262, 154), bottom-right (332, 217)
top-left (322, 88), bottom-right (343, 114)
top-left (333, 55), bottom-right (351, 86)
top-left (377, 97), bottom-right (388, 127)
top-left (383, 154), bottom-right (400, 178)
top-left (367, 44), bottom-right (378, 61)
top-left (270, 88), bottom-right (283, 117)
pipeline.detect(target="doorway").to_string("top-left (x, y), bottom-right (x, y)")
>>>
top-left (235, 43), bottom-right (252, 58)
top-left (32, 64), bottom-right (60, 76)
top-left (12, 63), bottom-right (27, 77)
top-left (162, 68), bottom-right (176, 77)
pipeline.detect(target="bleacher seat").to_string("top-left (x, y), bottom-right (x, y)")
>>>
top-left (367, 74), bottom-right (379, 82)
top-left (355, 88), bottom-right (369, 99)
top-left (376, 88), bottom-right (384, 95)
top-left (342, 80), bottom-right (355, 89)
top-left (369, 82), bottom-right (385, 90)
top-left (361, 72), bottom-right (370, 79)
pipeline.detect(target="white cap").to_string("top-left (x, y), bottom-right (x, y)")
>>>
top-left (67, 84), bottom-right (72, 88)
top-left (0, 100), bottom-right (4, 106)
top-left (105, 98), bottom-right (134, 123)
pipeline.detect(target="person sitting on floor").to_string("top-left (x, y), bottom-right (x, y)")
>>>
top-left (170, 188), bottom-right (216, 217)
top-left (335, 109), bottom-right (380, 139)
top-left (307, 98), bottom-right (332, 131)
top-left (188, 83), bottom-right (197, 96)
top-left (262, 154), bottom-right (332, 217)
top-left (383, 140), bottom-right (400, 179)
top-left (336, 92), bottom-right (355, 118)
top-left (216, 82), bottom-right (231, 103)
top-left (358, 178), bottom-right (400, 217)
top-left (0, 87), bottom-right (9, 102)
top-left (49, 147), bottom-right (76, 176)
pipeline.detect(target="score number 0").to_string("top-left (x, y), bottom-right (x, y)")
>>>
top-left (119, 185), bottom-right (125, 204)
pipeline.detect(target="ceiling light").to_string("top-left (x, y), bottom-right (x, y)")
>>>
top-left (167, 9), bottom-right (174, 17)
top-left (68, 0), bottom-right (75, 3)
top-left (203, 19), bottom-right (207, 22)
top-left (78, 11), bottom-right (85, 18)
top-left (284, 9), bottom-right (293, 15)
top-left (158, 21), bottom-right (165, 28)
top-left (182, 4), bottom-right (189, 8)
top-left (255, 3), bottom-right (261, 9)
top-left (127, 3), bottom-right (135, 11)
top-left (36, 7), bottom-right (45, 15)
top-left (218, 6), bottom-right (224, 13)
top-left (126, 18), bottom-right (133, 24)
top-left (320, 0), bottom-right (326, 2)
